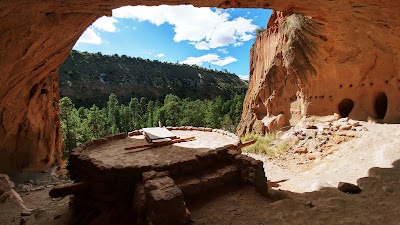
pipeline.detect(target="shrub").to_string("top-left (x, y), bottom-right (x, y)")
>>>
top-left (255, 27), bottom-right (266, 37)
top-left (241, 132), bottom-right (288, 157)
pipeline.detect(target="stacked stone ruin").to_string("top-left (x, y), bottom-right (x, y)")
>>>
top-left (63, 127), bottom-right (267, 225)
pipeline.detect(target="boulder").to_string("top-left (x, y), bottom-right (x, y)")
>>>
top-left (338, 182), bottom-right (362, 194)
top-left (338, 124), bottom-right (352, 131)
top-left (0, 174), bottom-right (14, 195)
top-left (0, 174), bottom-right (28, 210)
top-left (294, 147), bottom-right (308, 154)
top-left (144, 172), bottom-right (191, 225)
top-left (307, 152), bottom-right (320, 160)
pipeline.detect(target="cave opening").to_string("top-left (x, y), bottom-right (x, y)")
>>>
top-left (374, 92), bottom-right (388, 119)
top-left (68, 5), bottom-right (272, 107)
top-left (255, 97), bottom-right (267, 120)
top-left (57, 5), bottom-right (273, 158)
top-left (338, 98), bottom-right (354, 118)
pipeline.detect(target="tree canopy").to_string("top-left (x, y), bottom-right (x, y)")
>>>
top-left (59, 93), bottom-right (244, 155)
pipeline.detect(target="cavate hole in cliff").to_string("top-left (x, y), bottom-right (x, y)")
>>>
top-left (28, 83), bottom-right (39, 101)
top-left (255, 98), bottom-right (267, 120)
top-left (338, 98), bottom-right (354, 118)
top-left (374, 92), bottom-right (388, 119)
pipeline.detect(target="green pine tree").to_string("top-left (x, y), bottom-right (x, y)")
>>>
top-left (87, 105), bottom-right (106, 138)
top-left (129, 97), bottom-right (141, 130)
top-left (59, 97), bottom-right (81, 158)
top-left (146, 100), bottom-right (155, 127)
top-left (106, 93), bottom-right (120, 134)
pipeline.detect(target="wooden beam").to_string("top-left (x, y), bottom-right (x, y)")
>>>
top-left (49, 182), bottom-right (89, 198)
top-left (125, 136), bottom-right (195, 151)
top-left (238, 139), bottom-right (257, 150)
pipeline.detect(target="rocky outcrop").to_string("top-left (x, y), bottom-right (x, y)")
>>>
top-left (1, 0), bottom-right (400, 172)
top-left (238, 5), bottom-right (400, 135)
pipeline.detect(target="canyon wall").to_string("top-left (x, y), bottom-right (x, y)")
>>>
top-left (0, 0), bottom-right (399, 172)
top-left (237, 5), bottom-right (400, 135)
top-left (59, 51), bottom-right (247, 108)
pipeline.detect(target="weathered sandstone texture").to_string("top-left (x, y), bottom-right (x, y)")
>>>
top-left (0, 1), bottom-right (400, 171)
top-left (238, 6), bottom-right (400, 135)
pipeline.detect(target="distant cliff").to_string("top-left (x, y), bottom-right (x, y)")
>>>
top-left (59, 50), bottom-right (248, 107)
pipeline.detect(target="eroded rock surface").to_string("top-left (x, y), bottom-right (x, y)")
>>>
top-left (1, 0), bottom-right (400, 172)
top-left (238, 4), bottom-right (400, 135)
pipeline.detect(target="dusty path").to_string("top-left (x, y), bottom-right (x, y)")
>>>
top-left (189, 122), bottom-right (400, 225)
top-left (248, 122), bottom-right (400, 192)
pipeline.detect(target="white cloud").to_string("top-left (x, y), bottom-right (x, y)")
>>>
top-left (180, 54), bottom-right (219, 65)
top-left (113, 5), bottom-right (257, 50)
top-left (217, 48), bottom-right (229, 54)
top-left (233, 42), bottom-right (244, 47)
top-left (192, 41), bottom-right (210, 50)
top-left (155, 53), bottom-right (165, 58)
top-left (238, 75), bottom-right (249, 80)
top-left (240, 34), bottom-right (255, 42)
top-left (76, 16), bottom-right (118, 45)
top-left (76, 28), bottom-right (102, 45)
top-left (180, 53), bottom-right (237, 66)
top-left (92, 16), bottom-right (119, 32)
top-left (212, 56), bottom-right (237, 66)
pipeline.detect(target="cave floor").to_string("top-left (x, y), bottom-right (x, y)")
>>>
top-left (2, 122), bottom-right (400, 225)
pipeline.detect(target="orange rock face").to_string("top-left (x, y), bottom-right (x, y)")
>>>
top-left (237, 5), bottom-right (400, 135)
top-left (0, 0), bottom-right (400, 172)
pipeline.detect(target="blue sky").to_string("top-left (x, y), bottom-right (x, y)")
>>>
top-left (73, 5), bottom-right (272, 79)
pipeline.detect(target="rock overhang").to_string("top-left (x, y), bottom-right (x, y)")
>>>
top-left (1, 0), bottom-right (400, 172)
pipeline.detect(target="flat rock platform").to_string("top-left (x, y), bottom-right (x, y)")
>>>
top-left (62, 127), bottom-right (267, 225)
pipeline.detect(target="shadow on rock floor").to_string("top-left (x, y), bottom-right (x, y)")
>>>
top-left (2, 160), bottom-right (400, 225)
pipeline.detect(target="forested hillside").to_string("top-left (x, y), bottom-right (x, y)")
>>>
top-left (60, 94), bottom-right (244, 156)
top-left (59, 51), bottom-right (248, 107)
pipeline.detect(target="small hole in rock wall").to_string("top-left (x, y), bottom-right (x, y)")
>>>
top-left (375, 92), bottom-right (388, 120)
top-left (338, 98), bottom-right (354, 118)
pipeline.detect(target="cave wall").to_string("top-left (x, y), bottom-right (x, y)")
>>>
top-left (237, 3), bottom-right (400, 135)
top-left (0, 0), bottom-right (399, 172)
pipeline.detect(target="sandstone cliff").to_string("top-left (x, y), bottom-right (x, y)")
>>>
top-left (237, 7), bottom-right (400, 135)
top-left (0, 0), bottom-right (400, 172)
top-left (59, 51), bottom-right (247, 107)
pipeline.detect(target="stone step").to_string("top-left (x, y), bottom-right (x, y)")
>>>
top-left (175, 164), bottom-right (240, 197)
top-left (165, 148), bottom-right (235, 178)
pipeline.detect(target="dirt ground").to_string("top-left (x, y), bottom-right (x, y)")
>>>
top-left (1, 121), bottom-right (400, 225)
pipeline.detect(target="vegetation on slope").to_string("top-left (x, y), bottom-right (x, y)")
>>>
top-left (59, 50), bottom-right (248, 108)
